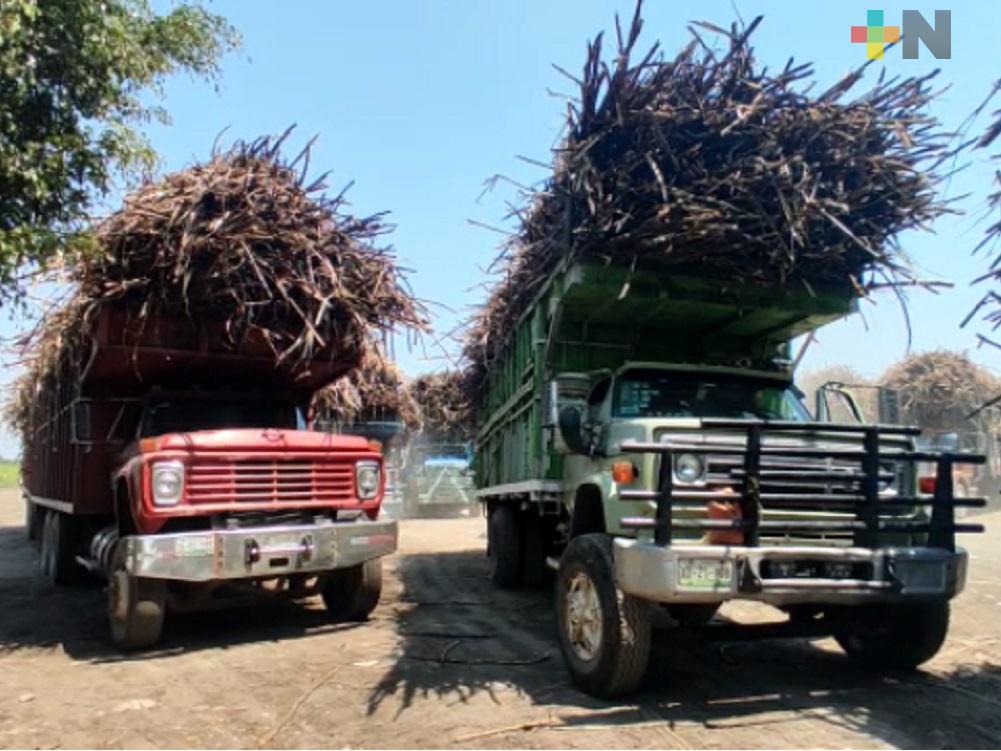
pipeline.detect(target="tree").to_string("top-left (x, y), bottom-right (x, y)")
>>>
top-left (0, 0), bottom-right (238, 296)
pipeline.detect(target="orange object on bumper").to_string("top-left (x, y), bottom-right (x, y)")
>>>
top-left (705, 488), bottom-right (744, 545)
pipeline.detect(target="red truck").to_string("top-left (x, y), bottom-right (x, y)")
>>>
top-left (21, 308), bottom-right (397, 648)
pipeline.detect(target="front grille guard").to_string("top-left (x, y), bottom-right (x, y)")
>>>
top-left (619, 419), bottom-right (986, 552)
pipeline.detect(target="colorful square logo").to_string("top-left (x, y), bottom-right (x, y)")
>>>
top-left (851, 9), bottom-right (901, 59)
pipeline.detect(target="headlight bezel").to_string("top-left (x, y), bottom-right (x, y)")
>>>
top-left (356, 460), bottom-right (382, 500)
top-left (151, 460), bottom-right (185, 507)
top-left (673, 452), bottom-right (706, 485)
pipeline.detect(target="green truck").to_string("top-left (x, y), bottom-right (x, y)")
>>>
top-left (473, 259), bottom-right (986, 697)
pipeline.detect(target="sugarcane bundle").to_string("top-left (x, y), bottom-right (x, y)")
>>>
top-left (965, 81), bottom-right (1001, 349)
top-left (407, 371), bottom-right (474, 440)
top-left (312, 348), bottom-right (421, 430)
top-left (10, 130), bottom-right (426, 433)
top-left (881, 350), bottom-right (1001, 431)
top-left (464, 2), bottom-right (952, 398)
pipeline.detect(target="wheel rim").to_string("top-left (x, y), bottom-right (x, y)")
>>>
top-left (565, 570), bottom-right (603, 662)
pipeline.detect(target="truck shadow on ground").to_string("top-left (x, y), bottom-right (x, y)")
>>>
top-left (0, 526), bottom-right (365, 662)
top-left (369, 548), bottom-right (1001, 748)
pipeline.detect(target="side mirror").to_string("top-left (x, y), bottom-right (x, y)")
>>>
top-left (558, 406), bottom-right (588, 455)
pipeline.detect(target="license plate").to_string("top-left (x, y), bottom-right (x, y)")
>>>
top-left (678, 558), bottom-right (734, 590)
top-left (174, 536), bottom-right (213, 558)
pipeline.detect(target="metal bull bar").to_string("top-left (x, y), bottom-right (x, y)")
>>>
top-left (618, 419), bottom-right (986, 552)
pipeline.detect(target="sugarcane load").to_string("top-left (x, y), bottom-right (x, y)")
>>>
top-left (465, 2), bottom-right (986, 698)
top-left (12, 131), bottom-right (426, 649)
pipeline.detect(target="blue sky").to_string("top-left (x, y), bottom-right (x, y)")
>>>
top-left (2, 0), bottom-right (999, 456)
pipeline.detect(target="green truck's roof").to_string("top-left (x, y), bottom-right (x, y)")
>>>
top-left (554, 262), bottom-right (855, 344)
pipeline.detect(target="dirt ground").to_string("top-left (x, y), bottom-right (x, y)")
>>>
top-left (1, 489), bottom-right (1000, 750)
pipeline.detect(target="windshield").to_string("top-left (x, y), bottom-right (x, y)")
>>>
top-left (613, 369), bottom-right (810, 421)
top-left (140, 399), bottom-right (298, 437)
top-left (422, 445), bottom-right (468, 462)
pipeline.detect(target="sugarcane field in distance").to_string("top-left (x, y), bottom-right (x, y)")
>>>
top-left (0, 1), bottom-right (999, 749)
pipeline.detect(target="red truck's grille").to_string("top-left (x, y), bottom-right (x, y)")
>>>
top-left (185, 460), bottom-right (356, 504)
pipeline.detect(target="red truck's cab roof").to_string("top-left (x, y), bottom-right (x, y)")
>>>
top-left (83, 307), bottom-right (358, 397)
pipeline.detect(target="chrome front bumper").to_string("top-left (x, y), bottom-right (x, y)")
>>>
top-left (613, 539), bottom-right (968, 606)
top-left (121, 520), bottom-right (397, 582)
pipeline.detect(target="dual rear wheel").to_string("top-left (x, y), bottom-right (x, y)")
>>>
top-left (37, 506), bottom-right (81, 586)
top-left (487, 504), bottom-right (550, 589)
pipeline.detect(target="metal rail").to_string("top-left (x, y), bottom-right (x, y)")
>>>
top-left (620, 420), bottom-right (987, 551)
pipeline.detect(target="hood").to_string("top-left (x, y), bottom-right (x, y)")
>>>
top-left (145, 428), bottom-right (374, 454)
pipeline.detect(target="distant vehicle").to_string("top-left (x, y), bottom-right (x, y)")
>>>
top-left (402, 440), bottom-right (476, 518)
top-left (472, 261), bottom-right (986, 697)
top-left (21, 308), bottom-right (396, 649)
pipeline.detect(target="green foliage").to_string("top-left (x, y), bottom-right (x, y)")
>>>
top-left (0, 0), bottom-right (238, 296)
top-left (0, 461), bottom-right (19, 489)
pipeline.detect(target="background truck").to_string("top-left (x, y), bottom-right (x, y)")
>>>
top-left (401, 438), bottom-right (476, 518)
top-left (473, 260), bottom-right (986, 697)
top-left (21, 307), bottom-right (396, 648)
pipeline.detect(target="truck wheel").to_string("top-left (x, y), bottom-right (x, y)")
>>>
top-left (107, 547), bottom-right (166, 650)
top-left (521, 513), bottom-right (550, 588)
top-left (39, 510), bottom-right (81, 585)
top-left (835, 602), bottom-right (949, 670)
top-left (555, 534), bottom-right (652, 697)
top-left (322, 558), bottom-right (382, 621)
top-left (488, 505), bottom-right (523, 588)
top-left (25, 498), bottom-right (41, 544)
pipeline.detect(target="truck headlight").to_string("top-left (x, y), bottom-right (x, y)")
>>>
top-left (151, 461), bottom-right (184, 506)
top-left (674, 453), bottom-right (706, 484)
top-left (356, 461), bottom-right (381, 500)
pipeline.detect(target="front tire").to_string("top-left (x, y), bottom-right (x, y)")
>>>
top-left (322, 558), bottom-right (382, 621)
top-left (487, 505), bottom-right (523, 588)
top-left (107, 545), bottom-right (166, 650)
top-left (555, 534), bottom-right (652, 697)
top-left (835, 602), bottom-right (950, 670)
